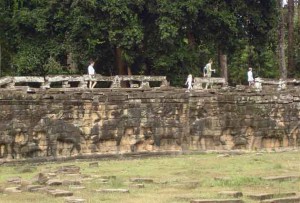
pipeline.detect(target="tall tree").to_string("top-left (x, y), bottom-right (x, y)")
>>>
top-left (278, 0), bottom-right (287, 79)
top-left (288, 0), bottom-right (295, 74)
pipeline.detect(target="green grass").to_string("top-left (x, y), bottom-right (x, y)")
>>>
top-left (0, 151), bottom-right (299, 203)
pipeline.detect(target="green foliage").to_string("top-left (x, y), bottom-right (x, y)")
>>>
top-left (0, 0), bottom-right (287, 85)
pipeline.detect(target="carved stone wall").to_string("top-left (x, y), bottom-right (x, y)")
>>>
top-left (0, 89), bottom-right (299, 160)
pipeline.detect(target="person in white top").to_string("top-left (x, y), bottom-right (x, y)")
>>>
top-left (185, 74), bottom-right (193, 92)
top-left (247, 67), bottom-right (254, 86)
top-left (88, 60), bottom-right (97, 88)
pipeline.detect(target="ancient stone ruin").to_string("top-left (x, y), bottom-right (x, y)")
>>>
top-left (0, 75), bottom-right (299, 160)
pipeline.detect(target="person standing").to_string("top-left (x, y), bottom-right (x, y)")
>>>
top-left (185, 74), bottom-right (193, 92)
top-left (204, 59), bottom-right (215, 89)
top-left (247, 67), bottom-right (254, 86)
top-left (88, 60), bottom-right (97, 88)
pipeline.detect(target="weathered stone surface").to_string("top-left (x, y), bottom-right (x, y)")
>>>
top-left (64, 196), bottom-right (86, 203)
top-left (4, 187), bottom-right (22, 193)
top-left (56, 165), bottom-right (81, 174)
top-left (7, 177), bottom-right (22, 184)
top-left (95, 189), bottom-right (129, 193)
top-left (218, 191), bottom-right (243, 198)
top-left (129, 184), bottom-right (145, 188)
top-left (129, 178), bottom-right (154, 183)
top-left (62, 180), bottom-right (81, 186)
top-left (247, 193), bottom-right (274, 200)
top-left (0, 88), bottom-right (300, 160)
top-left (261, 196), bottom-right (300, 203)
top-left (47, 189), bottom-right (73, 197)
top-left (24, 185), bottom-right (44, 192)
top-left (190, 199), bottom-right (244, 203)
top-left (46, 179), bottom-right (63, 186)
top-left (261, 176), bottom-right (300, 181)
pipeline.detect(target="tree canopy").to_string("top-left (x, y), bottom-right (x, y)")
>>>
top-left (0, 0), bottom-right (298, 86)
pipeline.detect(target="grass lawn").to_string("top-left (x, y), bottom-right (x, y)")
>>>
top-left (0, 151), bottom-right (299, 203)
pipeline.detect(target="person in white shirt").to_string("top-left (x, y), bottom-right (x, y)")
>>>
top-left (88, 60), bottom-right (97, 88)
top-left (185, 74), bottom-right (193, 92)
top-left (247, 67), bottom-right (254, 86)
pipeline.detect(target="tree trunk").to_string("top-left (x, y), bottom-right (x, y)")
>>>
top-left (187, 31), bottom-right (195, 49)
top-left (0, 44), bottom-right (2, 77)
top-left (287, 0), bottom-right (295, 74)
top-left (67, 53), bottom-right (78, 72)
top-left (115, 47), bottom-right (127, 75)
top-left (219, 50), bottom-right (228, 85)
top-left (279, 0), bottom-right (287, 79)
top-left (115, 47), bottom-right (128, 87)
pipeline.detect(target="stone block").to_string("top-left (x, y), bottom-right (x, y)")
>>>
top-left (47, 189), bottom-right (73, 197)
top-left (190, 199), bottom-right (243, 203)
top-left (261, 196), bottom-right (300, 203)
top-left (129, 178), bottom-right (154, 183)
top-left (218, 191), bottom-right (243, 198)
top-left (247, 193), bottom-right (274, 200)
top-left (95, 189), bottom-right (129, 193)
top-left (261, 175), bottom-right (300, 181)
top-left (64, 197), bottom-right (86, 203)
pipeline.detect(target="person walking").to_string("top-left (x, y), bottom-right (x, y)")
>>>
top-left (204, 59), bottom-right (215, 89)
top-left (88, 60), bottom-right (97, 88)
top-left (247, 67), bottom-right (254, 86)
top-left (185, 74), bottom-right (193, 92)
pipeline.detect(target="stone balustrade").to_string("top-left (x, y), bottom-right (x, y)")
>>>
top-left (0, 75), bottom-right (169, 89)
top-left (193, 77), bottom-right (227, 89)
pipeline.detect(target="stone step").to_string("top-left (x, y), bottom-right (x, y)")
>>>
top-left (190, 199), bottom-right (244, 203)
top-left (261, 196), bottom-right (300, 203)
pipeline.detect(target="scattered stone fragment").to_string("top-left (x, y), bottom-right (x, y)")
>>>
top-left (62, 180), bottom-right (81, 186)
top-left (95, 189), bottom-right (129, 193)
top-left (4, 187), bottom-right (22, 193)
top-left (261, 176), bottom-right (300, 181)
top-left (217, 154), bottom-right (230, 158)
top-left (247, 193), bottom-right (274, 200)
top-left (218, 191), bottom-right (243, 198)
top-left (47, 189), bottom-right (73, 197)
top-left (190, 199), bottom-right (244, 203)
top-left (98, 178), bottom-right (109, 183)
top-left (89, 162), bottom-right (99, 167)
top-left (7, 177), bottom-right (22, 184)
top-left (261, 196), bottom-right (300, 203)
top-left (24, 185), bottom-right (44, 192)
top-left (129, 184), bottom-right (145, 188)
top-left (33, 173), bottom-right (49, 184)
top-left (64, 196), bottom-right (86, 203)
top-left (47, 173), bottom-right (57, 178)
top-left (46, 179), bottom-right (63, 186)
top-left (129, 178), bottom-right (154, 183)
top-left (56, 165), bottom-right (80, 174)
top-left (100, 176), bottom-right (116, 180)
